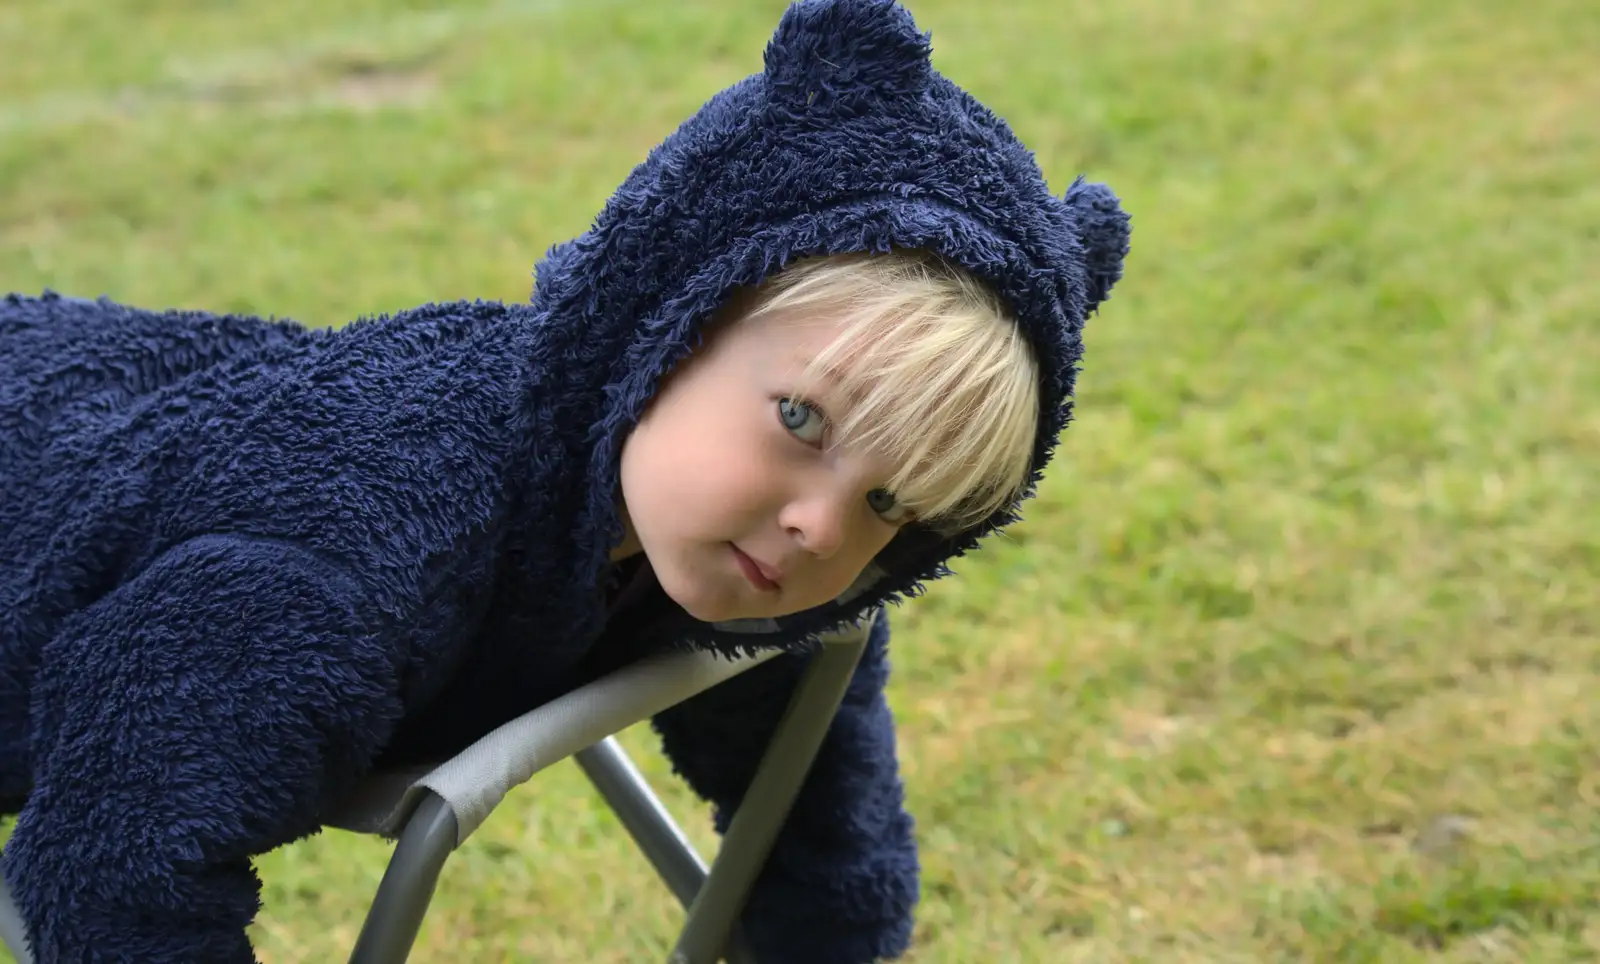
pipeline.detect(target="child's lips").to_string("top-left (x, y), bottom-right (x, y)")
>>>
top-left (730, 543), bottom-right (781, 592)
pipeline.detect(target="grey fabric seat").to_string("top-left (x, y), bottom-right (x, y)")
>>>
top-left (0, 616), bottom-right (874, 964)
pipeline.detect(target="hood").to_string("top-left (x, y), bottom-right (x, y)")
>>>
top-left (529, 0), bottom-right (1131, 652)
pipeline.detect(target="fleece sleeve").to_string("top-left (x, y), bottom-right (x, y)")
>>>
top-left (651, 612), bottom-right (919, 964)
top-left (2, 535), bottom-right (405, 963)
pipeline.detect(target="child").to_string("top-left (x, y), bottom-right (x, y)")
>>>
top-left (0, 1), bottom-right (1130, 961)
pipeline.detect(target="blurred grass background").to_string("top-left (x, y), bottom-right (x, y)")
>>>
top-left (2, 0), bottom-right (1597, 960)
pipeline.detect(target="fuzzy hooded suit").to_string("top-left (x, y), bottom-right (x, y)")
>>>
top-left (0, 1), bottom-right (1130, 960)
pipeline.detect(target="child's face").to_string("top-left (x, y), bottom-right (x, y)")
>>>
top-left (617, 302), bottom-right (912, 624)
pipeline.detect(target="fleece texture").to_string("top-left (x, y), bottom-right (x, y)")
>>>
top-left (0, 1), bottom-right (1130, 961)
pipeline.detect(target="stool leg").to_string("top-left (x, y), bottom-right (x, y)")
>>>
top-left (0, 852), bottom-right (35, 964)
top-left (575, 739), bottom-right (762, 964)
top-left (575, 737), bottom-right (708, 907)
top-left (348, 792), bottom-right (459, 964)
top-left (668, 636), bottom-right (869, 964)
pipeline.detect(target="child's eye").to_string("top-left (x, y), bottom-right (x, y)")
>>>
top-left (867, 488), bottom-right (914, 525)
top-left (777, 397), bottom-right (827, 446)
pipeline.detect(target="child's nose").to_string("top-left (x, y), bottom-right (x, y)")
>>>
top-left (781, 491), bottom-right (850, 560)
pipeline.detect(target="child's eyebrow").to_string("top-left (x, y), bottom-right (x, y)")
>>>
top-left (789, 351), bottom-right (868, 411)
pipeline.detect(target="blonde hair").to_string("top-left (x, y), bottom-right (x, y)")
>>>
top-left (745, 250), bottom-right (1039, 533)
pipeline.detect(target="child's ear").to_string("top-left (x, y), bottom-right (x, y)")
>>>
top-left (762, 0), bottom-right (933, 109)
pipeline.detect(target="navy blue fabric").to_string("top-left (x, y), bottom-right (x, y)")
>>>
top-left (0, 1), bottom-right (1129, 961)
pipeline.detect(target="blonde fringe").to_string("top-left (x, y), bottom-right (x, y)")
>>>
top-left (748, 251), bottom-right (1039, 532)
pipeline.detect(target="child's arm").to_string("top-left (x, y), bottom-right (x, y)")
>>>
top-left (2, 534), bottom-right (404, 963)
top-left (652, 613), bottom-right (918, 964)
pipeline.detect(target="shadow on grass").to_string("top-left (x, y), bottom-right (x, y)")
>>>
top-left (1372, 860), bottom-right (1593, 950)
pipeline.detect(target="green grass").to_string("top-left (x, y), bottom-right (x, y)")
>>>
top-left (3, 0), bottom-right (1598, 960)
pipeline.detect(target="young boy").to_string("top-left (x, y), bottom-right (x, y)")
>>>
top-left (0, 1), bottom-right (1130, 961)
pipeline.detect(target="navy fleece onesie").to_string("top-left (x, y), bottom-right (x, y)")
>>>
top-left (0, 1), bottom-right (1130, 960)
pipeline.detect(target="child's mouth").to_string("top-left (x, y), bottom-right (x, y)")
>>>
top-left (729, 543), bottom-right (781, 592)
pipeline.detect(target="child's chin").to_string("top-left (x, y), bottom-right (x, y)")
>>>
top-left (680, 600), bottom-right (755, 624)
top-left (658, 578), bottom-right (748, 625)
top-left (657, 563), bottom-right (821, 625)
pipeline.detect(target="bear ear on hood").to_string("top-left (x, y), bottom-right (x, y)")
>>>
top-left (763, 0), bottom-right (933, 108)
top-left (1063, 176), bottom-right (1132, 313)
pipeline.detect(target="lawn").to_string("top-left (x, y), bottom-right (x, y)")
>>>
top-left (2, 0), bottom-right (1597, 960)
